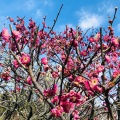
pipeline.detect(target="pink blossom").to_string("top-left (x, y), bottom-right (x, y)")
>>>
top-left (41, 43), bottom-right (46, 48)
top-left (88, 90), bottom-right (94, 96)
top-left (88, 37), bottom-right (94, 42)
top-left (63, 69), bottom-right (70, 76)
top-left (73, 40), bottom-right (78, 48)
top-left (66, 58), bottom-right (74, 70)
top-left (35, 39), bottom-right (40, 46)
top-left (44, 84), bottom-right (58, 97)
top-left (41, 57), bottom-right (48, 65)
top-left (51, 106), bottom-right (64, 117)
top-left (52, 71), bottom-right (59, 78)
top-left (96, 86), bottom-right (103, 93)
top-left (68, 75), bottom-right (75, 82)
top-left (94, 33), bottom-right (100, 42)
top-left (69, 90), bottom-right (81, 103)
top-left (1, 71), bottom-right (11, 81)
top-left (16, 86), bottom-right (21, 92)
top-left (72, 110), bottom-right (80, 120)
top-left (10, 18), bottom-right (14, 22)
top-left (105, 55), bottom-right (110, 63)
top-left (13, 59), bottom-right (20, 68)
top-left (38, 31), bottom-right (43, 39)
top-left (52, 84), bottom-right (58, 95)
top-left (94, 117), bottom-right (98, 120)
top-left (112, 70), bottom-right (119, 78)
top-left (75, 76), bottom-right (85, 83)
top-left (44, 89), bottom-right (50, 97)
top-left (60, 93), bottom-right (69, 101)
top-left (29, 20), bottom-right (35, 28)
top-left (12, 30), bottom-right (21, 40)
top-left (90, 78), bottom-right (98, 87)
top-left (112, 52), bottom-right (118, 61)
top-left (52, 96), bottom-right (59, 104)
top-left (103, 35), bottom-right (110, 42)
top-left (61, 101), bottom-right (75, 113)
top-left (20, 53), bottom-right (31, 65)
top-left (44, 65), bottom-right (49, 71)
top-left (83, 81), bottom-right (91, 90)
top-left (111, 37), bottom-right (119, 46)
top-left (2, 28), bottom-right (10, 42)
top-left (26, 76), bottom-right (32, 85)
top-left (42, 22), bottom-right (46, 28)
top-left (16, 77), bottom-right (21, 81)
top-left (97, 65), bottom-right (104, 73)
top-left (61, 54), bottom-right (66, 61)
top-left (80, 50), bottom-right (87, 56)
top-left (104, 107), bottom-right (108, 111)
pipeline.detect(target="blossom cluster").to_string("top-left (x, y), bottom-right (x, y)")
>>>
top-left (0, 16), bottom-right (119, 119)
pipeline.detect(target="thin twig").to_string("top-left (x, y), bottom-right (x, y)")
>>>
top-left (48, 4), bottom-right (63, 35)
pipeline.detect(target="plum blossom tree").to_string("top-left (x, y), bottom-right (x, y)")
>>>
top-left (0, 5), bottom-right (120, 120)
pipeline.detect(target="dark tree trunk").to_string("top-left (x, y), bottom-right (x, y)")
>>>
top-left (88, 100), bottom-right (94, 120)
top-left (117, 83), bottom-right (120, 120)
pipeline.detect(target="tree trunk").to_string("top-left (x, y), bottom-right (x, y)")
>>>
top-left (117, 83), bottom-right (120, 120)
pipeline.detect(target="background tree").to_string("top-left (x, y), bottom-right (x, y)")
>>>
top-left (0, 5), bottom-right (120, 120)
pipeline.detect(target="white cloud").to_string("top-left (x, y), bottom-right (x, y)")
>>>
top-left (98, 1), bottom-right (115, 14)
top-left (0, 16), bottom-right (6, 23)
top-left (40, 0), bottom-right (53, 7)
top-left (24, 0), bottom-right (35, 11)
top-left (34, 9), bottom-right (44, 19)
top-left (15, 0), bottom-right (35, 11)
top-left (117, 23), bottom-right (120, 31)
top-left (78, 10), bottom-right (103, 30)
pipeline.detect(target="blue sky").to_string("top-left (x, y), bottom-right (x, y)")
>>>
top-left (0, 0), bottom-right (120, 35)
